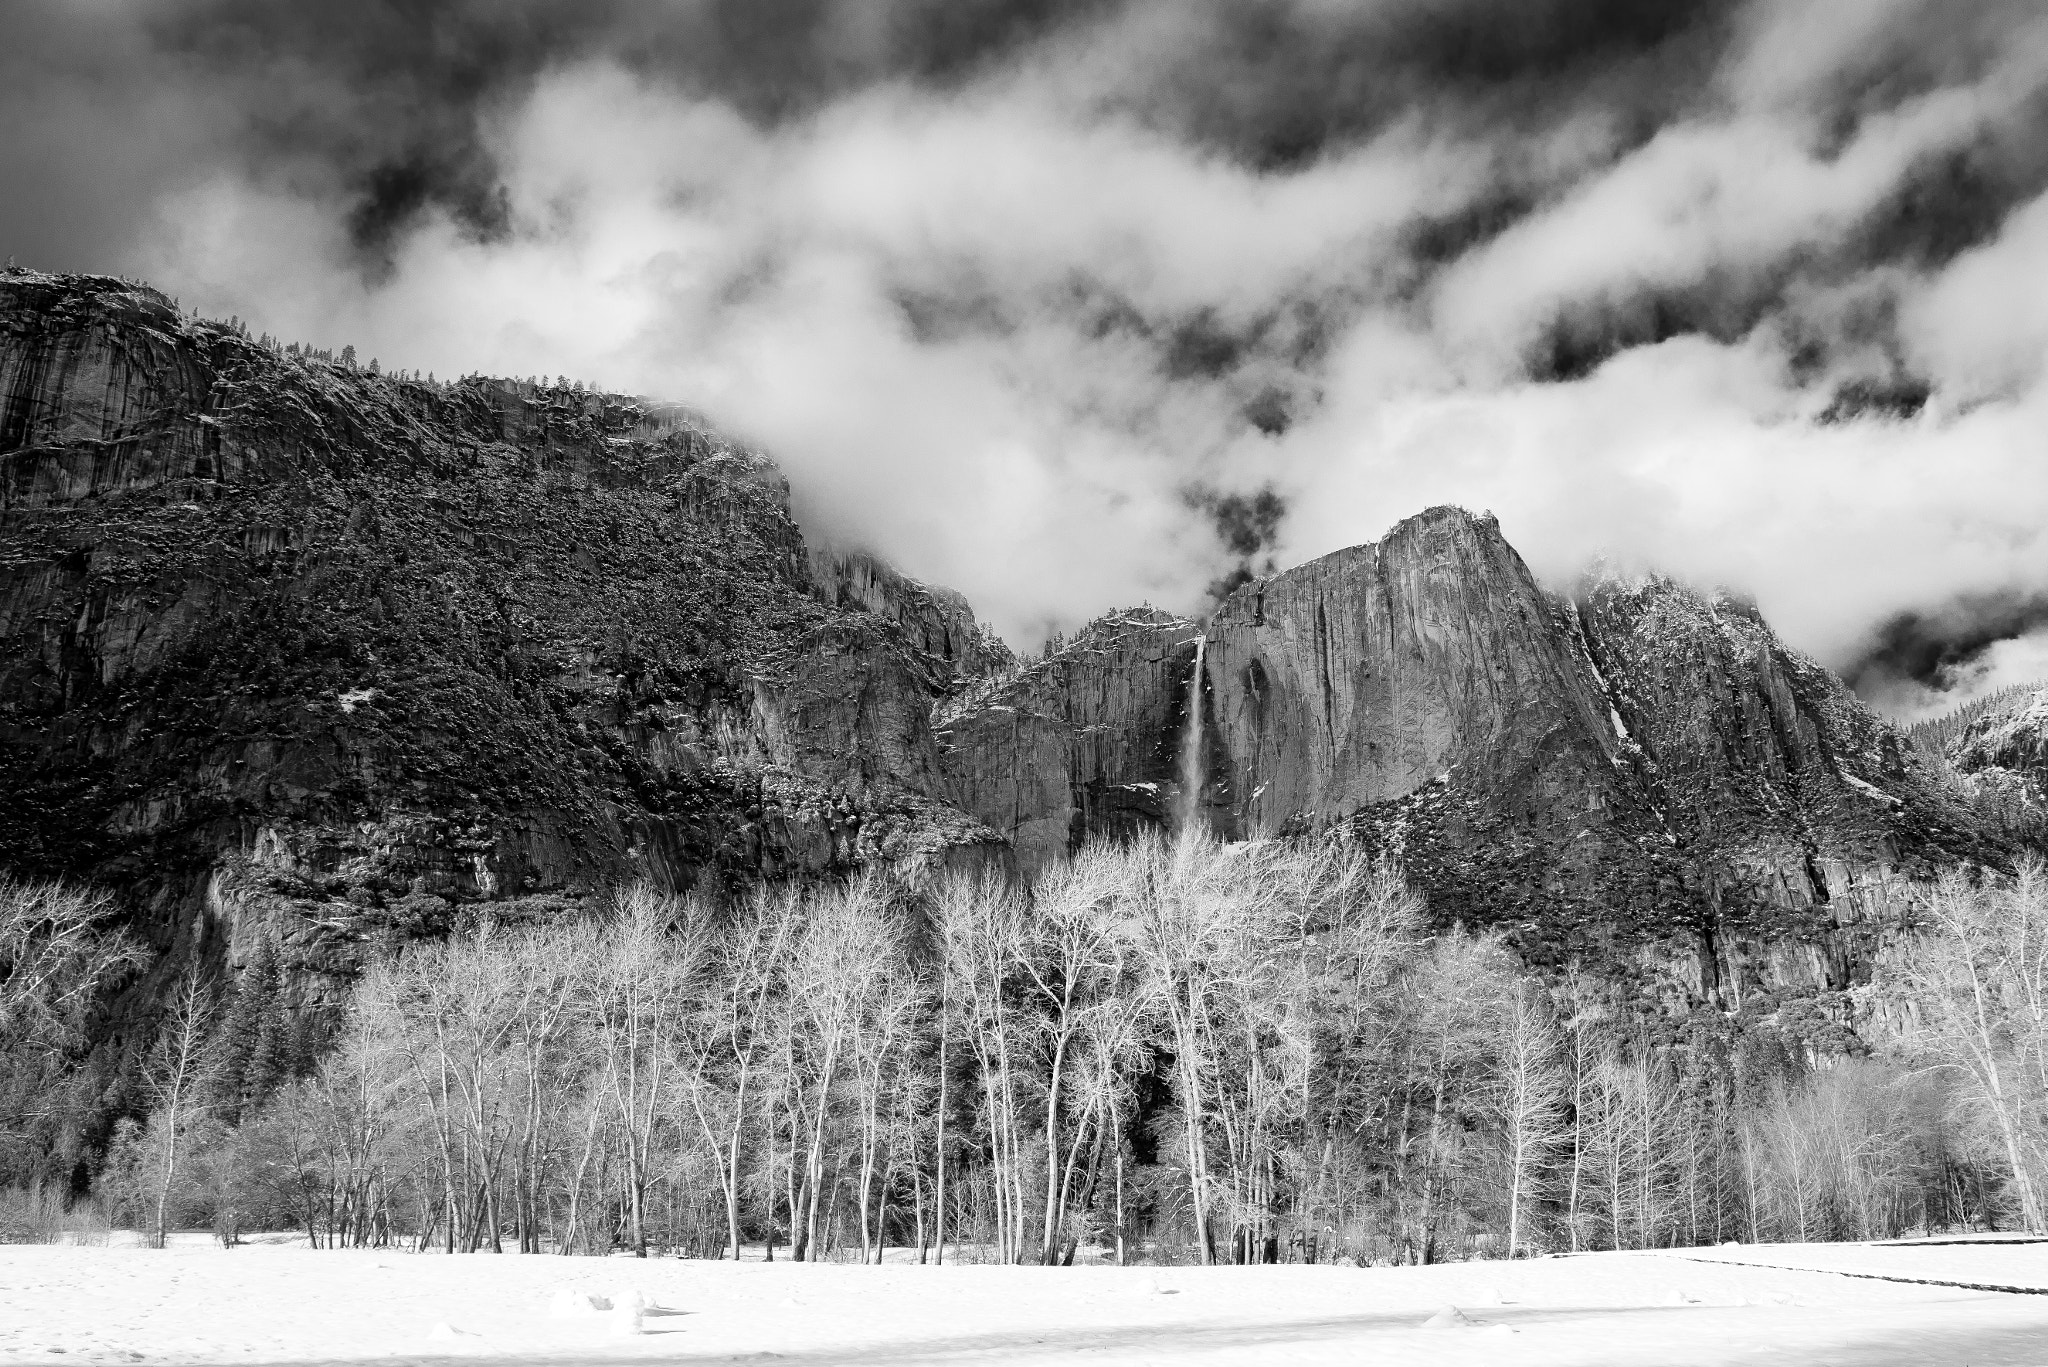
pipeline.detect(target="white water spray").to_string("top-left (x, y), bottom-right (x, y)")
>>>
top-left (1176, 634), bottom-right (1207, 835)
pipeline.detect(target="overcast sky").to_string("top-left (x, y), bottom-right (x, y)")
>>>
top-left (6, 0), bottom-right (2046, 715)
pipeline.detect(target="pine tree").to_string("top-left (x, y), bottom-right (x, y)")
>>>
top-left (206, 939), bottom-right (282, 1122)
top-left (242, 985), bottom-right (292, 1109)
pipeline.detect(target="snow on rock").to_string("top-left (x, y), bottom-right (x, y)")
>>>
top-left (1841, 774), bottom-right (1902, 805)
top-left (546, 1288), bottom-right (611, 1317)
top-left (607, 1285), bottom-right (648, 1335)
top-left (1421, 1304), bottom-right (1476, 1328)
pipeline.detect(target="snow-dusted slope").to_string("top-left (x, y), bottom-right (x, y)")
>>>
top-left (1949, 686), bottom-right (2048, 792)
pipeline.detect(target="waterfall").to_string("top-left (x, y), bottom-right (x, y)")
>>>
top-left (1176, 634), bottom-right (1208, 835)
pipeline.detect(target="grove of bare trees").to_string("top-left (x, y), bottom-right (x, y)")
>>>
top-left (10, 848), bottom-right (2048, 1260)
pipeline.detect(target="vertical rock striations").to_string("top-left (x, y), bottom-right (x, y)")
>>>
top-left (1204, 508), bottom-right (1688, 980)
top-left (1205, 508), bottom-right (1629, 832)
top-left (935, 609), bottom-right (1204, 874)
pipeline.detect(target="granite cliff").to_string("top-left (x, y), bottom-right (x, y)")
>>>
top-left (0, 269), bottom-right (2024, 1030)
top-left (0, 269), bottom-right (1007, 1005)
top-left (941, 508), bottom-right (2012, 1013)
top-left (934, 609), bottom-right (1205, 871)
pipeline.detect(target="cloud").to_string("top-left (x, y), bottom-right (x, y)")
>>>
top-left (6, 0), bottom-right (2048, 682)
top-left (1851, 625), bottom-right (2048, 726)
top-left (1907, 189), bottom-right (2048, 398)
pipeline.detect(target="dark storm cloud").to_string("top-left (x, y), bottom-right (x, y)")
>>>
top-left (1845, 105), bottom-right (2048, 271)
top-left (1844, 591), bottom-right (2048, 691)
top-left (148, 0), bottom-right (1745, 179)
top-left (5, 0), bottom-right (2048, 668)
top-left (6, 0), bottom-right (1117, 269)
top-left (4, 0), bottom-right (1751, 274)
top-left (1186, 484), bottom-right (1287, 604)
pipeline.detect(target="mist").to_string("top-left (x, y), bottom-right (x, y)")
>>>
top-left (5, 0), bottom-right (2046, 707)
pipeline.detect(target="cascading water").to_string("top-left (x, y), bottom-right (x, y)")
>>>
top-left (1176, 634), bottom-right (1208, 835)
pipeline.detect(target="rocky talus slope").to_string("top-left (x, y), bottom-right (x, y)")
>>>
top-left (0, 270), bottom-right (1008, 1001)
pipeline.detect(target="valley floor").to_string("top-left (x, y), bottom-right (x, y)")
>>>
top-left (5, 1236), bottom-right (2048, 1366)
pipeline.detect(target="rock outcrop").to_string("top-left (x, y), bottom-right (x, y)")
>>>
top-left (1573, 571), bottom-right (1997, 1005)
top-left (0, 269), bottom-right (1006, 1001)
top-left (1195, 507), bottom-right (2003, 1006)
top-left (1935, 684), bottom-right (2048, 848)
top-left (1947, 685), bottom-right (2048, 791)
top-left (1201, 510), bottom-right (1689, 985)
top-left (935, 609), bottom-right (1203, 873)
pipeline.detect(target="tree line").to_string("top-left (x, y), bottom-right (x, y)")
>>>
top-left (5, 846), bottom-right (2048, 1259)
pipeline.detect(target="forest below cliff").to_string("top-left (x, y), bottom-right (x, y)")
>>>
top-left (7, 839), bottom-right (2048, 1264)
top-left (7, 269), bottom-right (2048, 1263)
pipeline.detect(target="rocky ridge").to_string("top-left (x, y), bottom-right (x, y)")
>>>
top-left (0, 269), bottom-right (2026, 1034)
top-left (939, 507), bottom-right (2011, 1016)
top-left (0, 269), bottom-right (1007, 1005)
top-left (1946, 685), bottom-right (2048, 788)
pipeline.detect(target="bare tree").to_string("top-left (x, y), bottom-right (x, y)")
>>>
top-left (145, 964), bottom-right (220, 1248)
top-left (932, 866), bottom-right (1032, 1262)
top-left (681, 884), bottom-right (796, 1259)
top-left (1491, 978), bottom-right (1568, 1257)
top-left (1129, 832), bottom-right (1272, 1264)
top-left (0, 879), bottom-right (140, 1041)
top-left (1022, 844), bottom-right (1139, 1264)
top-left (1884, 861), bottom-right (2048, 1230)
top-left (581, 885), bottom-right (706, 1256)
top-left (786, 874), bottom-right (897, 1260)
top-left (0, 878), bottom-right (142, 1170)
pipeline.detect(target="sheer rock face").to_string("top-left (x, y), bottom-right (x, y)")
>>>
top-left (0, 271), bottom-right (1004, 998)
top-left (935, 610), bottom-right (1203, 875)
top-left (1204, 508), bottom-right (1630, 834)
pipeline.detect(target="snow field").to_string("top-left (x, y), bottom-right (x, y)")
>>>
top-left (4, 1240), bottom-right (2048, 1366)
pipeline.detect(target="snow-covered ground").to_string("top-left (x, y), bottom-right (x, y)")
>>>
top-left (5, 1237), bottom-right (2048, 1366)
